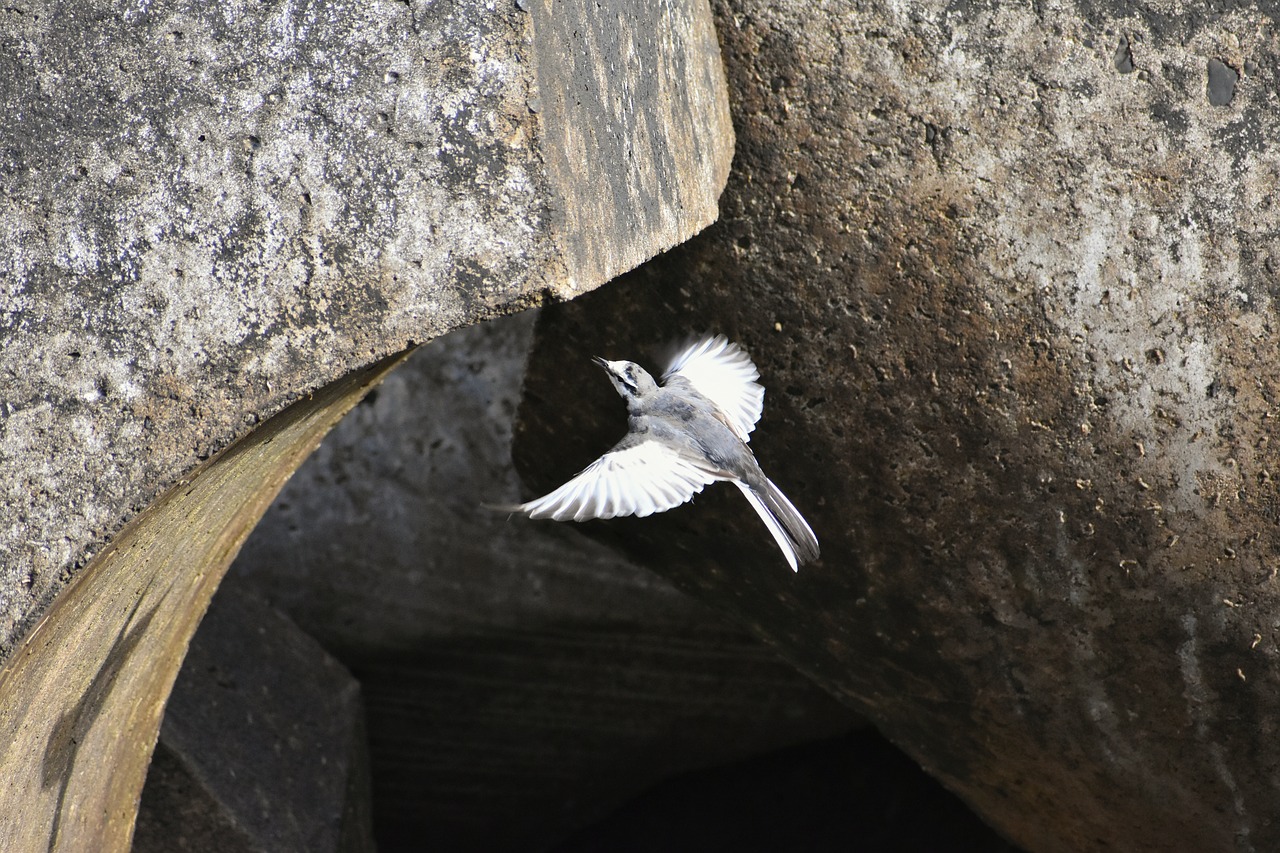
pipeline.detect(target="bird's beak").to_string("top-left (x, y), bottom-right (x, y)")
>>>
top-left (591, 356), bottom-right (609, 370)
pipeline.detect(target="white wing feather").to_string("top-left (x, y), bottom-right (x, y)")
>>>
top-left (662, 335), bottom-right (765, 442)
top-left (507, 441), bottom-right (725, 522)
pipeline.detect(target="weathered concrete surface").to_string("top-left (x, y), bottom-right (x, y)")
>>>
top-left (511, 1), bottom-right (1280, 850)
top-left (135, 584), bottom-right (373, 853)
top-left (0, 0), bottom-right (732, 655)
top-left (226, 315), bottom-right (862, 849)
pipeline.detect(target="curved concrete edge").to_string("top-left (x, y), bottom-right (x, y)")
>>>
top-left (0, 351), bottom-right (408, 851)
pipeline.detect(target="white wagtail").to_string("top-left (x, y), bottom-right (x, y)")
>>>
top-left (494, 335), bottom-right (819, 571)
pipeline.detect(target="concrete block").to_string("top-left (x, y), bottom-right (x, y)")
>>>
top-left (134, 584), bottom-right (373, 853)
top-left (511, 0), bottom-right (1280, 848)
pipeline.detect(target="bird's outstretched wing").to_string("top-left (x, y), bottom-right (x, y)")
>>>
top-left (662, 335), bottom-right (765, 442)
top-left (494, 440), bottom-right (726, 522)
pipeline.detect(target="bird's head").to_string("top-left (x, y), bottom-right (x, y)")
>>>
top-left (594, 357), bottom-right (658, 402)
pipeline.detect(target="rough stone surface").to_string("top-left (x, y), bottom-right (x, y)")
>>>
top-left (511, 1), bottom-right (1280, 850)
top-left (227, 315), bottom-right (862, 849)
top-left (135, 584), bottom-right (373, 853)
top-left (0, 0), bottom-right (732, 655)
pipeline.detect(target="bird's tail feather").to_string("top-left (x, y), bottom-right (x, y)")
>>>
top-left (734, 478), bottom-right (820, 572)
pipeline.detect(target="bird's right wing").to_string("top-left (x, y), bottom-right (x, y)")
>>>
top-left (662, 335), bottom-right (765, 442)
top-left (494, 440), bottom-right (725, 522)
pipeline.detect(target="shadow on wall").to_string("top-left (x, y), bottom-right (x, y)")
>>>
top-left (140, 310), bottom-right (1017, 851)
top-left (556, 729), bottom-right (1023, 853)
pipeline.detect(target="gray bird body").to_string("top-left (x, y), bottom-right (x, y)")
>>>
top-left (495, 335), bottom-right (819, 571)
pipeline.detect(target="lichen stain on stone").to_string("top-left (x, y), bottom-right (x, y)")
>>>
top-left (1207, 58), bottom-right (1238, 107)
top-left (1113, 35), bottom-right (1135, 73)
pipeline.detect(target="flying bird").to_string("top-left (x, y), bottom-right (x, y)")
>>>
top-left (495, 335), bottom-right (819, 571)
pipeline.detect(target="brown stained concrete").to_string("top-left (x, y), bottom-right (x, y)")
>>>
top-left (511, 1), bottom-right (1280, 850)
top-left (0, 353), bottom-right (405, 852)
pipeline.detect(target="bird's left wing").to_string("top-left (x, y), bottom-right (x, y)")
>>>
top-left (662, 335), bottom-right (765, 442)
top-left (494, 440), bottom-right (725, 522)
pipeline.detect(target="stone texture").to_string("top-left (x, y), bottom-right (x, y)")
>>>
top-left (510, 1), bottom-right (1280, 850)
top-left (227, 315), bottom-right (862, 850)
top-left (134, 584), bottom-right (373, 853)
top-left (0, 0), bottom-right (732, 656)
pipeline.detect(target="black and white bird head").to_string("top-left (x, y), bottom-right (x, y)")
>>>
top-left (593, 357), bottom-right (659, 403)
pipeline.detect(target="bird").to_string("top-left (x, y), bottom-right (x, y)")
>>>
top-left (493, 334), bottom-right (819, 571)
